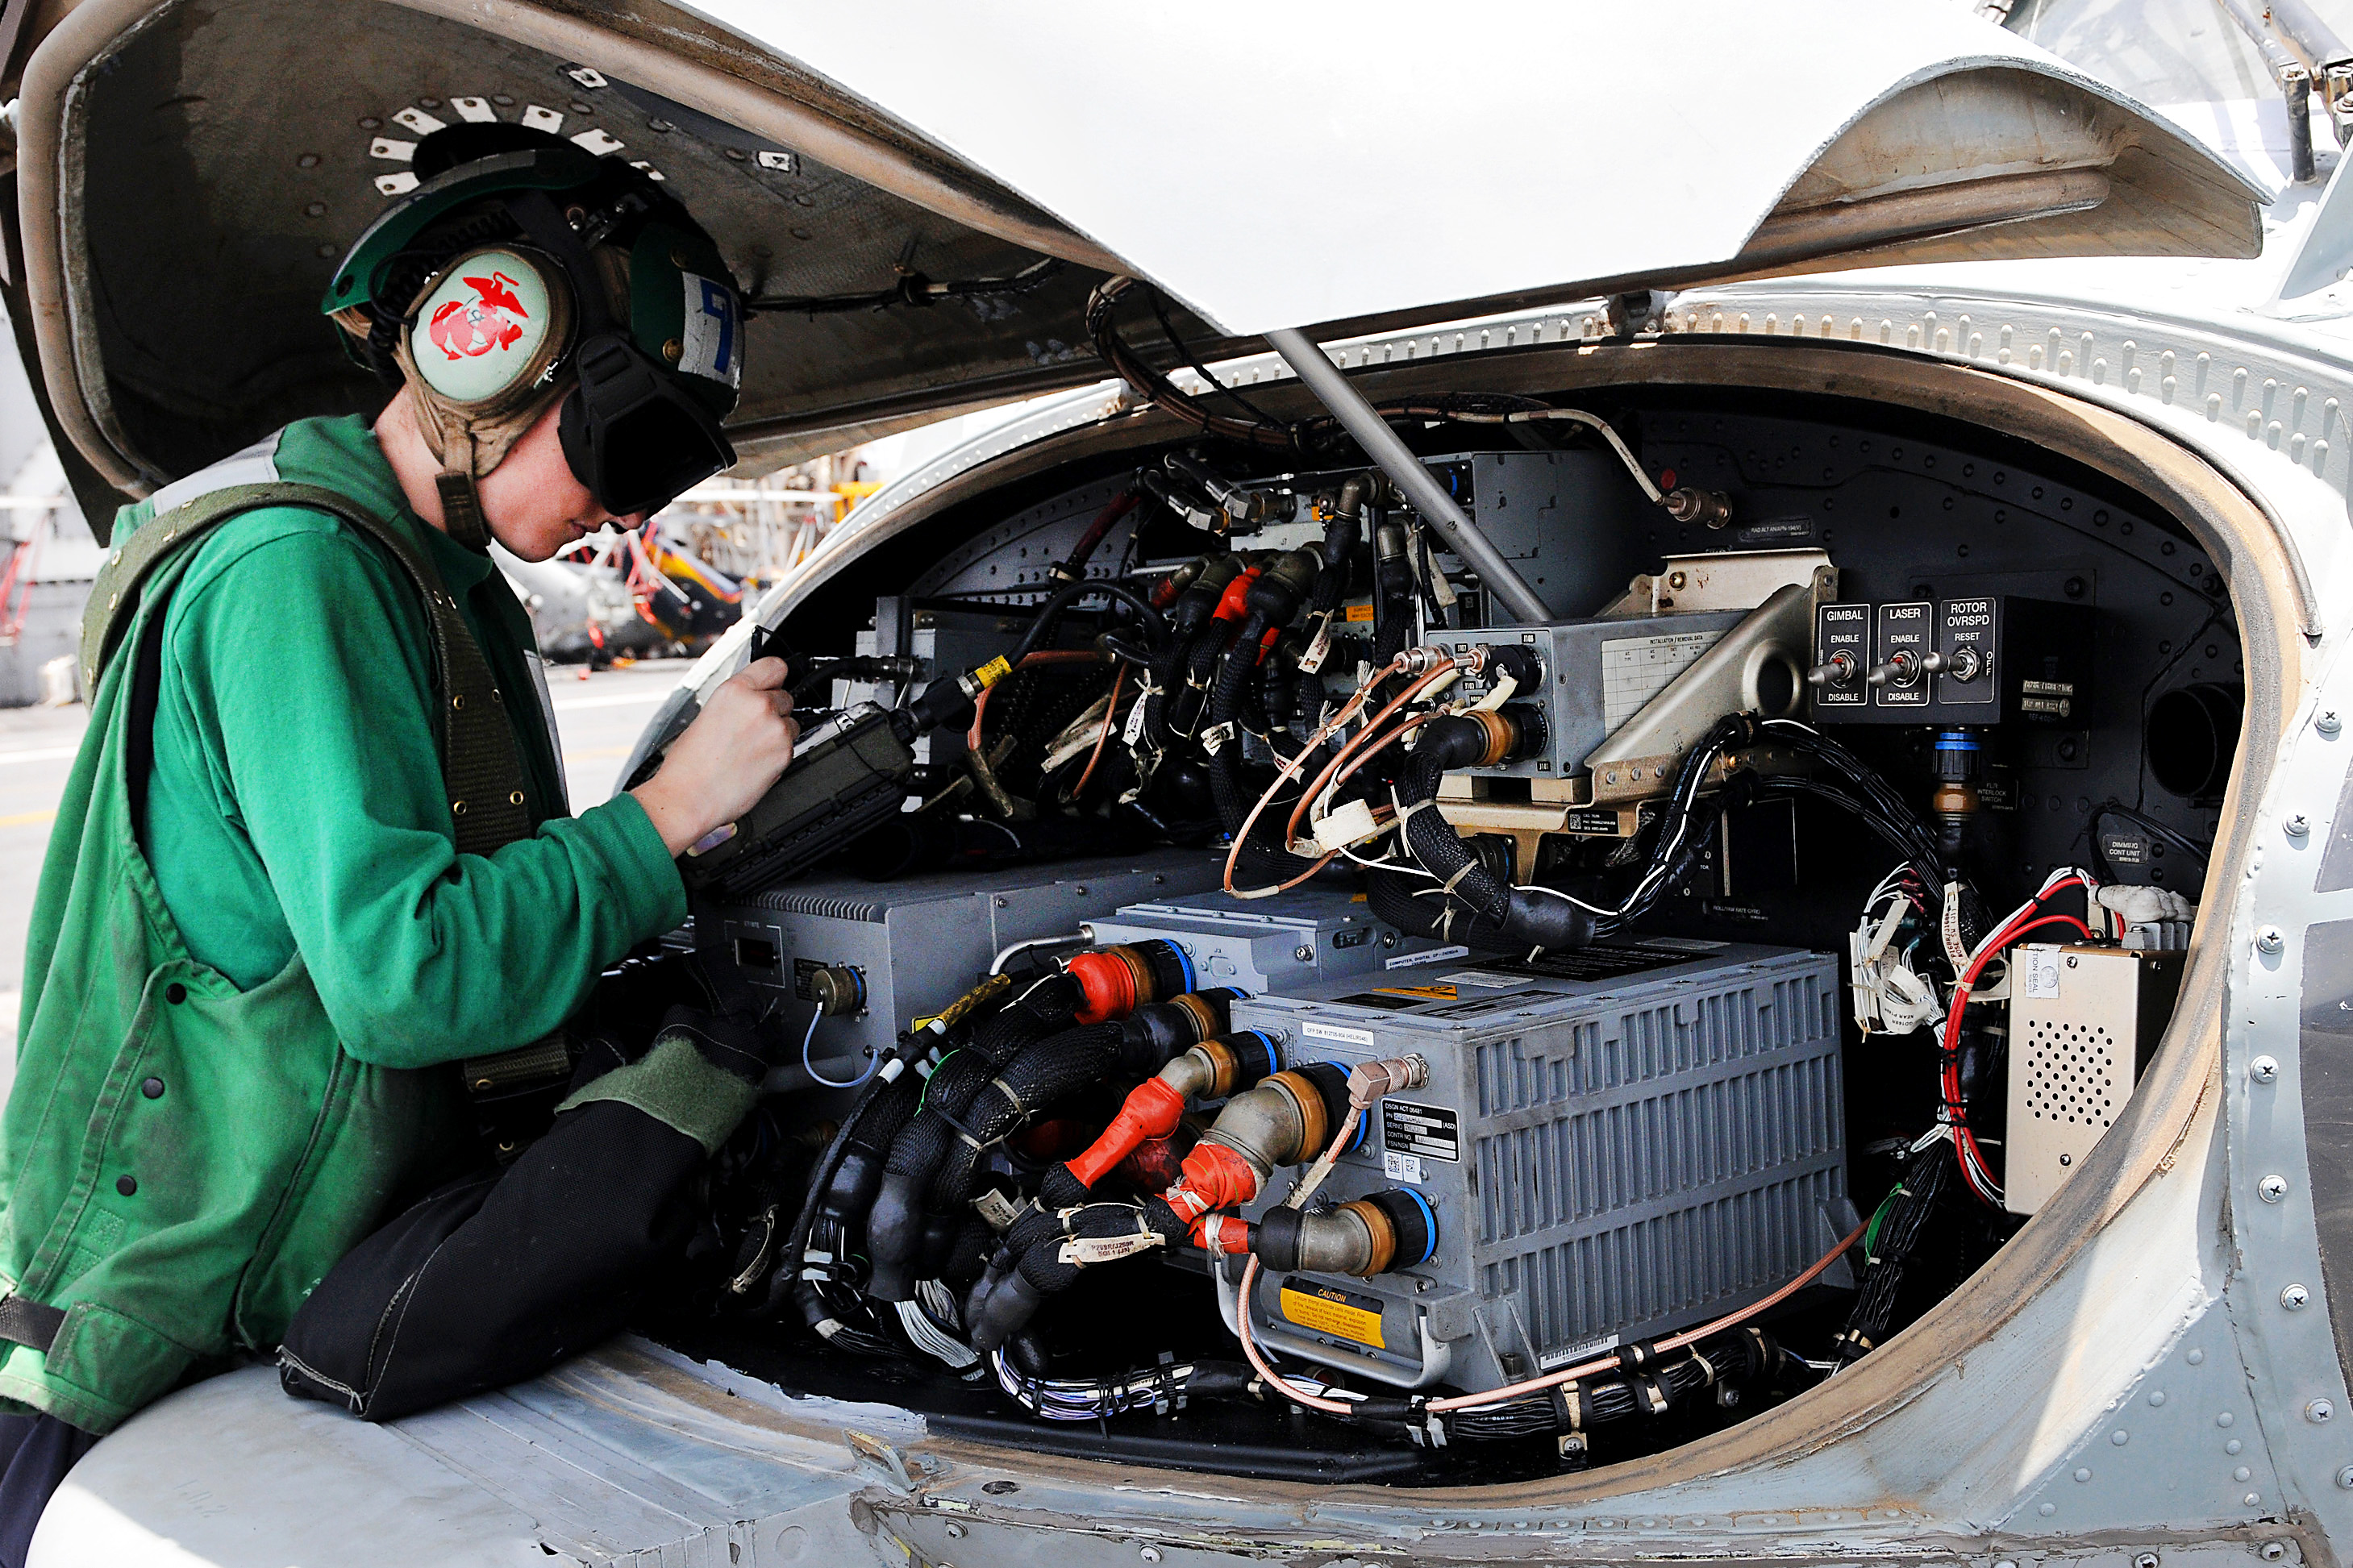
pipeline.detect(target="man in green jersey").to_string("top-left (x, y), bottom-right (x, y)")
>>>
top-left (0, 127), bottom-right (790, 1554)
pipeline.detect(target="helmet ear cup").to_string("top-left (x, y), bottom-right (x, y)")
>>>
top-left (403, 245), bottom-right (570, 408)
top-left (393, 244), bottom-right (577, 480)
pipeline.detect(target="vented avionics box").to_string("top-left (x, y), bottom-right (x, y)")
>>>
top-left (1226, 940), bottom-right (1851, 1391)
top-left (2002, 943), bottom-right (2184, 1216)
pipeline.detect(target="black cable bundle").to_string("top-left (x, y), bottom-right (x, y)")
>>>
top-left (1445, 1351), bottom-right (1713, 1441)
top-left (1833, 1138), bottom-right (1957, 1365)
top-left (1085, 277), bottom-right (1311, 451)
top-left (772, 1065), bottom-right (922, 1358)
top-left (863, 975), bottom-right (1083, 1302)
top-left (1749, 718), bottom-right (1959, 925)
top-left (1009, 578), bottom-right (1168, 666)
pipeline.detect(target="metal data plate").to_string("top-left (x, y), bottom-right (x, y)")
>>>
top-left (1444, 609), bottom-right (1749, 780)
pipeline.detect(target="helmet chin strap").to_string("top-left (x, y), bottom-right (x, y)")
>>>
top-left (400, 371), bottom-right (569, 554)
top-left (434, 429), bottom-right (492, 553)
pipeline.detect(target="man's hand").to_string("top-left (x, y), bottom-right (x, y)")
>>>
top-left (632, 657), bottom-right (799, 856)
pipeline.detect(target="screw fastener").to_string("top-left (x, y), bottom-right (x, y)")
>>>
top-left (2337, 1464), bottom-right (2353, 1489)
top-left (2323, 711), bottom-right (2344, 736)
top-left (2309, 1398), bottom-right (2336, 1424)
top-left (2289, 815), bottom-right (2312, 838)
top-left (2284, 1283), bottom-right (2313, 1309)
top-left (2259, 927), bottom-right (2287, 955)
top-left (2253, 1055), bottom-right (2281, 1083)
top-left (2137, 1554), bottom-right (2163, 1568)
top-left (2261, 1545), bottom-right (2288, 1563)
top-left (2261, 1174), bottom-right (2292, 1203)
top-left (1293, 945), bottom-right (1314, 962)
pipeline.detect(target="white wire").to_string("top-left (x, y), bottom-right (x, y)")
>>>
top-left (1510, 881), bottom-right (1624, 918)
top-left (1497, 410), bottom-right (1666, 503)
top-left (800, 1004), bottom-right (877, 1089)
top-left (989, 931), bottom-right (1088, 976)
top-left (1390, 726), bottom-right (1720, 929)
top-left (1341, 842), bottom-right (1428, 876)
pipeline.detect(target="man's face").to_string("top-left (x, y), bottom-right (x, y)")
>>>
top-left (479, 401), bottom-right (647, 561)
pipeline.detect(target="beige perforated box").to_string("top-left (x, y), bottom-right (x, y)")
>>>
top-left (2003, 943), bottom-right (2184, 1216)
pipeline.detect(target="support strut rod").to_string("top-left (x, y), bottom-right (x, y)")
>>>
top-left (1264, 326), bottom-right (1553, 626)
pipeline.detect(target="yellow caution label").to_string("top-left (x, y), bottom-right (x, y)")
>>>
top-left (1279, 1281), bottom-right (1386, 1349)
top-left (1373, 983), bottom-right (1458, 1001)
top-left (1343, 603), bottom-right (1375, 623)
top-left (972, 655), bottom-right (1014, 689)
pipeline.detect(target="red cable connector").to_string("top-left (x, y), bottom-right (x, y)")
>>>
top-left (1160, 1141), bottom-right (1260, 1224)
top-left (1212, 567), bottom-right (1262, 622)
top-left (1065, 1076), bottom-right (1187, 1188)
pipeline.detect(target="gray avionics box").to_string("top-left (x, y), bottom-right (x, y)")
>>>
top-left (700, 850), bottom-right (1226, 1085)
top-left (1226, 939), bottom-right (1850, 1391)
top-left (1443, 611), bottom-right (1748, 780)
top-left (1081, 888), bottom-right (1448, 996)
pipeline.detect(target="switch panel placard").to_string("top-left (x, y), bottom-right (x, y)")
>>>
top-left (1810, 595), bottom-right (2091, 725)
top-left (1812, 603), bottom-right (1869, 709)
top-left (1936, 597), bottom-right (1999, 706)
top-left (1872, 601), bottom-right (1933, 709)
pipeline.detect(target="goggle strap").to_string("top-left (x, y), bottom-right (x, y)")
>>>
top-left (504, 189), bottom-right (618, 339)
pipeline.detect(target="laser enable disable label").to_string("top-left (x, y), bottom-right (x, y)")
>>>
top-left (1278, 1279), bottom-right (1386, 1349)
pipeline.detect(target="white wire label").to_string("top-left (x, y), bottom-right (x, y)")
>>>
top-left (1381, 1149), bottom-right (1426, 1184)
top-left (1298, 611), bottom-right (1335, 673)
top-left (1060, 1231), bottom-right (1164, 1266)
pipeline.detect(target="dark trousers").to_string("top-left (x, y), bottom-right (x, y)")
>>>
top-left (0, 1414), bottom-right (96, 1567)
top-left (278, 1098), bottom-right (707, 1422)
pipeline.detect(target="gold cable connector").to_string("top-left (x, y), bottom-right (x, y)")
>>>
top-left (911, 971), bottom-right (1013, 1038)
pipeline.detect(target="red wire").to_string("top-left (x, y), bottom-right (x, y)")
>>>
top-left (1941, 900), bottom-right (2093, 1203)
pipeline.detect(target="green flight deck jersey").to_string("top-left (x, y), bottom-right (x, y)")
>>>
top-left (0, 415), bottom-right (690, 1432)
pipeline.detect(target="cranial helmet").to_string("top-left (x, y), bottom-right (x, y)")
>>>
top-left (323, 128), bottom-right (744, 547)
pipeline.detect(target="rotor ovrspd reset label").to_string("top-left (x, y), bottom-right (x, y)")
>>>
top-left (1278, 1280), bottom-right (1385, 1349)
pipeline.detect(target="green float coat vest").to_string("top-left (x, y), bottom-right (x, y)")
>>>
top-left (0, 421), bottom-right (684, 1432)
